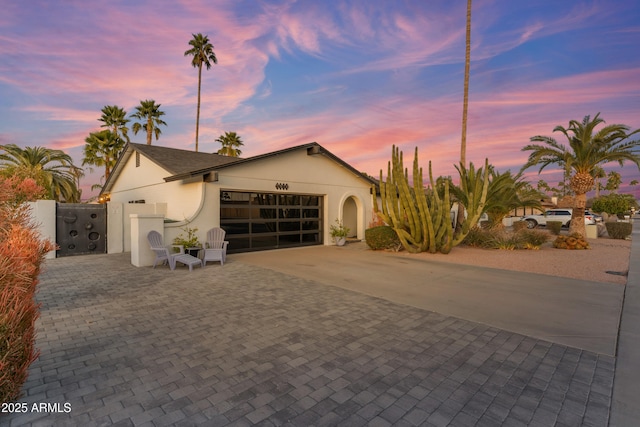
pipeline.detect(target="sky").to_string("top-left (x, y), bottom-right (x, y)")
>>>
top-left (1, 0), bottom-right (639, 201)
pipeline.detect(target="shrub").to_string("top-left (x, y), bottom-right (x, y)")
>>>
top-left (546, 221), bottom-right (563, 235)
top-left (462, 227), bottom-right (547, 250)
top-left (515, 229), bottom-right (549, 249)
top-left (605, 222), bottom-right (633, 240)
top-left (592, 193), bottom-right (638, 215)
top-left (512, 221), bottom-right (528, 232)
top-left (0, 177), bottom-right (55, 403)
top-left (365, 226), bottom-right (401, 251)
top-left (462, 227), bottom-right (495, 248)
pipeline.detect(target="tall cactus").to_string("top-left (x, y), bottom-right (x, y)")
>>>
top-left (373, 145), bottom-right (489, 254)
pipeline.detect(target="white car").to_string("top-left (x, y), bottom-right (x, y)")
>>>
top-left (522, 209), bottom-right (596, 229)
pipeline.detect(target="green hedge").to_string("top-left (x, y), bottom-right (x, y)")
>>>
top-left (365, 226), bottom-right (401, 250)
top-left (605, 222), bottom-right (633, 239)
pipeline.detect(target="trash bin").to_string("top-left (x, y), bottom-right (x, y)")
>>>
top-left (585, 224), bottom-right (598, 239)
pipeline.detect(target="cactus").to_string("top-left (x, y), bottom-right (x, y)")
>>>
top-left (374, 145), bottom-right (489, 254)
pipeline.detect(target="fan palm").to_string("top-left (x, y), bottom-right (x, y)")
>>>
top-left (130, 99), bottom-right (167, 145)
top-left (0, 144), bottom-right (81, 202)
top-left (99, 105), bottom-right (130, 143)
top-left (216, 131), bottom-right (244, 157)
top-left (521, 113), bottom-right (640, 237)
top-left (184, 33), bottom-right (217, 152)
top-left (82, 129), bottom-right (126, 184)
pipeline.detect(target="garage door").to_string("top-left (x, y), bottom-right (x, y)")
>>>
top-left (220, 191), bottom-right (323, 253)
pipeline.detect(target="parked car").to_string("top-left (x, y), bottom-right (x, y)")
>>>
top-left (521, 209), bottom-right (596, 229)
top-left (584, 210), bottom-right (603, 223)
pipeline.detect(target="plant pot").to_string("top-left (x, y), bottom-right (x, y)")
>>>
top-left (334, 236), bottom-right (346, 246)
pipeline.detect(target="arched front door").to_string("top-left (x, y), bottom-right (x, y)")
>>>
top-left (342, 196), bottom-right (358, 238)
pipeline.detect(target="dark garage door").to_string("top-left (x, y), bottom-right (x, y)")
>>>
top-left (220, 191), bottom-right (322, 253)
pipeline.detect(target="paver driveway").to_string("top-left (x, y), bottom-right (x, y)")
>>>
top-left (2, 252), bottom-right (614, 426)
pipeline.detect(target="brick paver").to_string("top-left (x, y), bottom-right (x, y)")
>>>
top-left (1, 253), bottom-right (614, 426)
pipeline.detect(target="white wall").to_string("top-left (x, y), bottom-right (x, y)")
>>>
top-left (108, 150), bottom-right (203, 221)
top-left (27, 200), bottom-right (56, 259)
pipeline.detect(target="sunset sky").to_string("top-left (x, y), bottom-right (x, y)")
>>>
top-left (1, 0), bottom-right (639, 200)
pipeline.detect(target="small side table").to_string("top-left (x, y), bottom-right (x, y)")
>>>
top-left (186, 247), bottom-right (202, 258)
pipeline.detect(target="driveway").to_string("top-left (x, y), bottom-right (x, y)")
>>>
top-left (2, 248), bottom-right (618, 426)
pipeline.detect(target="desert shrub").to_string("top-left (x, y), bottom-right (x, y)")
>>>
top-left (462, 227), bottom-right (495, 248)
top-left (553, 233), bottom-right (590, 250)
top-left (365, 226), bottom-right (401, 251)
top-left (512, 221), bottom-right (528, 232)
top-left (464, 227), bottom-right (549, 250)
top-left (546, 221), bottom-right (563, 235)
top-left (489, 233), bottom-right (520, 250)
top-left (0, 177), bottom-right (55, 403)
top-left (605, 222), bottom-right (633, 240)
top-left (515, 229), bottom-right (549, 249)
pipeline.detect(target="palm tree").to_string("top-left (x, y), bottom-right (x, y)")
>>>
top-left (592, 166), bottom-right (606, 198)
top-left (521, 113), bottom-right (640, 237)
top-left (0, 144), bottom-right (81, 202)
top-left (605, 171), bottom-right (622, 194)
top-left (456, 0), bottom-right (473, 232)
top-left (82, 129), bottom-right (126, 184)
top-left (216, 132), bottom-right (244, 157)
top-left (130, 100), bottom-right (167, 145)
top-left (99, 105), bottom-right (130, 143)
top-left (184, 33), bottom-right (217, 152)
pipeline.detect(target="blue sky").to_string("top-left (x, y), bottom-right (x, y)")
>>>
top-left (1, 0), bottom-right (639, 199)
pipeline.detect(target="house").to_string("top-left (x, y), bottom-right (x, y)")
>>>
top-left (101, 142), bottom-right (375, 254)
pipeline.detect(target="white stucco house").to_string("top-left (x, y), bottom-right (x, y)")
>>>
top-left (101, 142), bottom-right (375, 253)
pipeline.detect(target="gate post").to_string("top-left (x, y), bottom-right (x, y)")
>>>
top-left (130, 213), bottom-right (164, 267)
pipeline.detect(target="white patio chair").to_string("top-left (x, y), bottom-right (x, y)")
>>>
top-left (147, 230), bottom-right (184, 270)
top-left (202, 227), bottom-right (229, 266)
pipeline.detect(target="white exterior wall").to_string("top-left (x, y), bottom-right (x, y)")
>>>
top-left (213, 150), bottom-right (372, 242)
top-left (107, 152), bottom-right (202, 221)
top-left (27, 200), bottom-right (57, 259)
top-left (107, 147), bottom-right (373, 253)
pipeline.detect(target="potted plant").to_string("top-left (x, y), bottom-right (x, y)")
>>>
top-left (173, 225), bottom-right (201, 256)
top-left (330, 219), bottom-right (350, 246)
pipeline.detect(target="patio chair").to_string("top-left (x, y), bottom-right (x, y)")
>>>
top-left (202, 227), bottom-right (229, 266)
top-left (147, 230), bottom-right (184, 270)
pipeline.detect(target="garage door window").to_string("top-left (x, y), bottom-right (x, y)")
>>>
top-left (220, 191), bottom-right (322, 252)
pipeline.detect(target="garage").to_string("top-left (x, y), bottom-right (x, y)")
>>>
top-left (220, 191), bottom-right (322, 253)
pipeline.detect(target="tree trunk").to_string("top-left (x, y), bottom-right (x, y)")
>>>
top-left (456, 0), bottom-right (472, 233)
top-left (195, 64), bottom-right (202, 152)
top-left (146, 118), bottom-right (152, 145)
top-left (569, 192), bottom-right (587, 237)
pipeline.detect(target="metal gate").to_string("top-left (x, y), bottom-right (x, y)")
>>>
top-left (56, 203), bottom-right (107, 257)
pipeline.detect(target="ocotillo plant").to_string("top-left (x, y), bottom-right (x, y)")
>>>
top-left (373, 145), bottom-right (490, 254)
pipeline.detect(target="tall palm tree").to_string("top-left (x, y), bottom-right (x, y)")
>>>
top-left (521, 113), bottom-right (640, 237)
top-left (82, 129), bottom-right (126, 184)
top-left (99, 105), bottom-right (130, 143)
top-left (456, 0), bottom-right (473, 232)
top-left (0, 144), bottom-right (81, 202)
top-left (184, 33), bottom-right (217, 152)
top-left (216, 131), bottom-right (244, 157)
top-left (592, 166), bottom-right (606, 198)
top-left (130, 99), bottom-right (167, 145)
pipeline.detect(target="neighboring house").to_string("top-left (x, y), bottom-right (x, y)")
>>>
top-left (102, 142), bottom-right (375, 253)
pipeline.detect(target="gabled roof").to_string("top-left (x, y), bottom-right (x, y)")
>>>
top-left (164, 142), bottom-right (376, 185)
top-left (102, 143), bottom-right (241, 193)
top-left (102, 142), bottom-right (375, 194)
